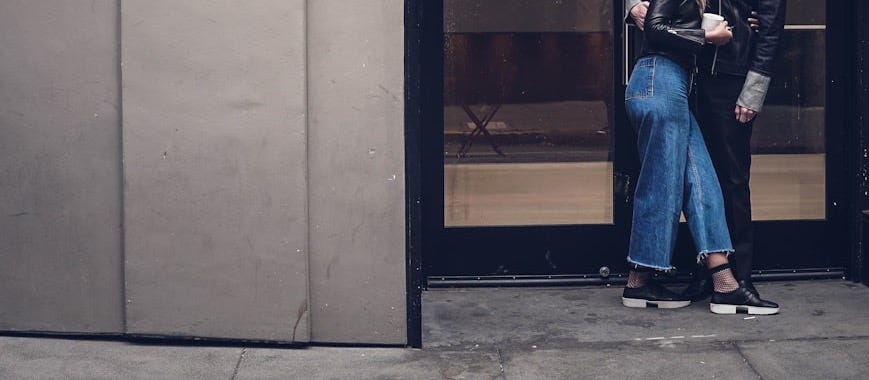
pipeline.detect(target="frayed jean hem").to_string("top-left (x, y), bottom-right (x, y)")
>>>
top-left (626, 256), bottom-right (677, 274)
top-left (696, 249), bottom-right (735, 264)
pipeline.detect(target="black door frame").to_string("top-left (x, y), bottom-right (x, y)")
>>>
top-left (853, 1), bottom-right (869, 287)
top-left (404, 0), bottom-right (867, 348)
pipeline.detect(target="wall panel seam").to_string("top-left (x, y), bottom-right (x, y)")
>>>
top-left (118, 0), bottom-right (128, 334)
top-left (302, 0), bottom-right (313, 343)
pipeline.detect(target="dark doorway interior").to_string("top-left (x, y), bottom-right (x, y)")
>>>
top-left (415, 0), bottom-right (852, 286)
top-left (405, 0), bottom-right (866, 348)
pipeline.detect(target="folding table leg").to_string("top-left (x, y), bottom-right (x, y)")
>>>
top-left (459, 104), bottom-right (505, 157)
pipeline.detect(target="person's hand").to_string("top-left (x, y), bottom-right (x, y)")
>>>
top-left (748, 11), bottom-right (759, 31)
top-left (630, 1), bottom-right (650, 31)
top-left (705, 21), bottom-right (733, 46)
top-left (735, 105), bottom-right (757, 123)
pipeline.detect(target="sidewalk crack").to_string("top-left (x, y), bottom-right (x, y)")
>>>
top-left (732, 342), bottom-right (764, 380)
top-left (230, 347), bottom-right (247, 380)
top-left (496, 348), bottom-right (507, 380)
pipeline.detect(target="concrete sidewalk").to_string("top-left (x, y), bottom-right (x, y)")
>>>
top-left (1, 280), bottom-right (868, 379)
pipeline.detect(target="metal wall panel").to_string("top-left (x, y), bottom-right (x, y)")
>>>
top-left (0, 1), bottom-right (124, 332)
top-left (308, 0), bottom-right (407, 344)
top-left (121, 1), bottom-right (310, 341)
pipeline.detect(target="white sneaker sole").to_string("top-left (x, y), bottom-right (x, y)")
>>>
top-left (710, 303), bottom-right (780, 315)
top-left (622, 297), bottom-right (691, 309)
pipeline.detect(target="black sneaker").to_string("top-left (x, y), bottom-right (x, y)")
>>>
top-left (681, 277), bottom-right (713, 302)
top-left (738, 280), bottom-right (760, 297)
top-left (710, 287), bottom-right (779, 315)
top-left (623, 281), bottom-right (692, 309)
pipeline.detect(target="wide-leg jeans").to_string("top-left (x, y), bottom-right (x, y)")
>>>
top-left (624, 55), bottom-right (734, 271)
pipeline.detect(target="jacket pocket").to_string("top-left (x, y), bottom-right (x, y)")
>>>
top-left (625, 56), bottom-right (655, 101)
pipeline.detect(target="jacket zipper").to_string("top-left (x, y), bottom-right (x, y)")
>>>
top-left (709, 0), bottom-right (722, 75)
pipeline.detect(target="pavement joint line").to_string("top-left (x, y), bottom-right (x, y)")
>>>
top-left (229, 347), bottom-right (246, 380)
top-left (732, 341), bottom-right (765, 380)
top-left (422, 335), bottom-right (869, 353)
top-left (728, 334), bottom-right (869, 345)
top-left (496, 348), bottom-right (507, 379)
top-left (640, 334), bottom-right (715, 341)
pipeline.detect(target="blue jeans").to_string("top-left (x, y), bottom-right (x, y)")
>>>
top-left (625, 55), bottom-right (734, 271)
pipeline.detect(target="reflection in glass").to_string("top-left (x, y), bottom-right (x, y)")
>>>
top-left (443, 0), bottom-right (614, 227)
top-left (751, 6), bottom-right (826, 221)
top-left (442, 0), bottom-right (828, 226)
top-left (784, 0), bottom-right (824, 25)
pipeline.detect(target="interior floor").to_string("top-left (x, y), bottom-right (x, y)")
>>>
top-left (445, 153), bottom-right (825, 226)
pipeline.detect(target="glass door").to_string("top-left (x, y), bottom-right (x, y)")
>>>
top-left (428, 0), bottom-right (632, 282)
top-left (423, 0), bottom-right (849, 284)
top-left (668, 0), bottom-right (847, 276)
top-left (744, 0), bottom-right (844, 273)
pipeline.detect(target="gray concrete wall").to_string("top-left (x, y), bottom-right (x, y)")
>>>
top-left (307, 0), bottom-right (407, 344)
top-left (121, 0), bottom-right (311, 342)
top-left (0, 1), bottom-right (124, 333)
top-left (0, 0), bottom-right (407, 345)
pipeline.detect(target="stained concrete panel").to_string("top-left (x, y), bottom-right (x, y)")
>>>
top-left (0, 1), bottom-right (124, 332)
top-left (502, 345), bottom-right (759, 379)
top-left (121, 1), bottom-right (309, 341)
top-left (424, 281), bottom-right (869, 349)
top-left (307, 1), bottom-right (407, 344)
top-left (737, 339), bottom-right (869, 380)
top-left (0, 337), bottom-right (241, 380)
top-left (236, 347), bottom-right (501, 380)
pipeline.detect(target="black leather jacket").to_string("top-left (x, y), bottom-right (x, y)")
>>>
top-left (641, 0), bottom-right (707, 73)
top-left (699, 0), bottom-right (787, 77)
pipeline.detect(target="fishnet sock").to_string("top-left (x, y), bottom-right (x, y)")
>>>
top-left (626, 270), bottom-right (650, 289)
top-left (710, 264), bottom-right (739, 293)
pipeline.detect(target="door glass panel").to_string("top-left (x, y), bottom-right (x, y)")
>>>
top-left (443, 0), bottom-right (614, 227)
top-left (751, 0), bottom-right (826, 220)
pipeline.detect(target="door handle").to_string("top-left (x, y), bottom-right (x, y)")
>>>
top-left (623, 22), bottom-right (630, 85)
top-left (622, 23), bottom-right (640, 86)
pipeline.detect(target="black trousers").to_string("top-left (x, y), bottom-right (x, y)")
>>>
top-left (696, 72), bottom-right (755, 281)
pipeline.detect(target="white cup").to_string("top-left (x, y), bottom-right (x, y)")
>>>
top-left (702, 13), bottom-right (725, 32)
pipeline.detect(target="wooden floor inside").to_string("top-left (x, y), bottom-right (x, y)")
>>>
top-left (445, 154), bottom-right (825, 227)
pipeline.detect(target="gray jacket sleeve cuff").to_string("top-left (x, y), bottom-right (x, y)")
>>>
top-left (737, 71), bottom-right (772, 113)
top-left (625, 0), bottom-right (642, 25)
